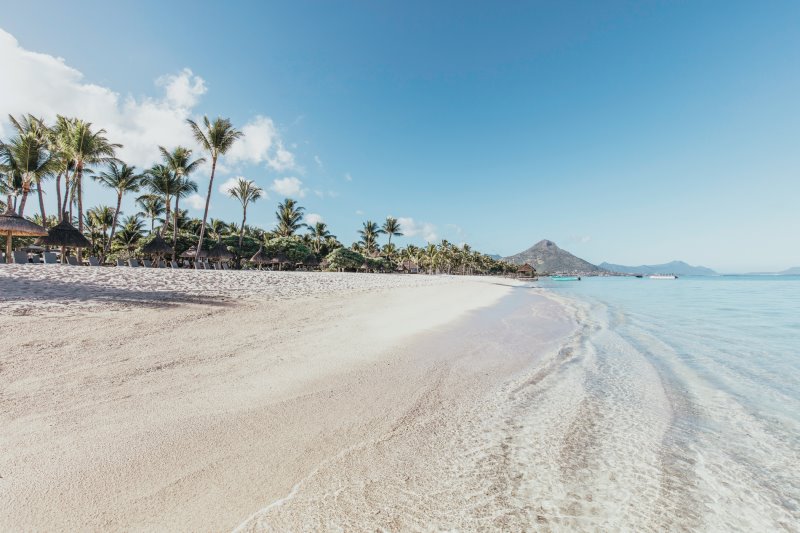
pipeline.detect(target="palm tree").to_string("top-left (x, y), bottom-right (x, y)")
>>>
top-left (382, 216), bottom-right (403, 246)
top-left (358, 220), bottom-right (383, 254)
top-left (159, 146), bottom-right (204, 259)
top-left (115, 214), bottom-right (146, 257)
top-left (93, 162), bottom-right (142, 255)
top-left (86, 205), bottom-right (115, 257)
top-left (136, 194), bottom-right (165, 233)
top-left (227, 177), bottom-right (264, 250)
top-left (143, 164), bottom-right (178, 236)
top-left (307, 222), bottom-right (335, 254)
top-left (61, 119), bottom-right (120, 260)
top-left (275, 198), bottom-right (306, 236)
top-left (187, 116), bottom-right (243, 258)
top-left (2, 114), bottom-right (54, 220)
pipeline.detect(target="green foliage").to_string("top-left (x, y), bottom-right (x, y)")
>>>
top-left (264, 236), bottom-right (312, 264)
top-left (325, 247), bottom-right (365, 271)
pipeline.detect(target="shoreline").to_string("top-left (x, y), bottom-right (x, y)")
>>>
top-left (0, 269), bottom-right (575, 530)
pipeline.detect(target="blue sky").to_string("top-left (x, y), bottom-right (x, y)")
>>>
top-left (1, 1), bottom-right (799, 272)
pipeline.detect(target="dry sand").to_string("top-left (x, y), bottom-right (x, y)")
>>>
top-left (0, 265), bottom-right (574, 531)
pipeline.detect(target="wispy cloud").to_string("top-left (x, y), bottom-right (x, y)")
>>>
top-left (270, 176), bottom-right (307, 198)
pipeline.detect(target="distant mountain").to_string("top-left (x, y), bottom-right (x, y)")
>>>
top-left (503, 240), bottom-right (603, 273)
top-left (778, 266), bottom-right (800, 275)
top-left (599, 260), bottom-right (717, 276)
top-left (487, 254), bottom-right (502, 260)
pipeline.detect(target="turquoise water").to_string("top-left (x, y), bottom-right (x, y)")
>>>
top-left (540, 275), bottom-right (800, 530)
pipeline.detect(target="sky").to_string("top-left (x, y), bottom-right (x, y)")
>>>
top-left (1, 0), bottom-right (798, 272)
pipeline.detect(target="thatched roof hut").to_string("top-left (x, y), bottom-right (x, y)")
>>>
top-left (37, 218), bottom-right (91, 248)
top-left (303, 254), bottom-right (320, 267)
top-left (517, 263), bottom-right (537, 276)
top-left (141, 234), bottom-right (172, 256)
top-left (0, 204), bottom-right (48, 262)
top-left (207, 240), bottom-right (233, 260)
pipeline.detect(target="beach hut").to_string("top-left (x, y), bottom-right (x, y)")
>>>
top-left (268, 251), bottom-right (290, 271)
top-left (36, 215), bottom-right (90, 264)
top-left (207, 239), bottom-right (233, 267)
top-left (517, 263), bottom-right (537, 278)
top-left (0, 204), bottom-right (48, 263)
top-left (302, 254), bottom-right (320, 270)
top-left (140, 234), bottom-right (172, 265)
top-left (398, 260), bottom-right (420, 274)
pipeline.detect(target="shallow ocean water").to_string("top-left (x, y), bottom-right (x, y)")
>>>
top-left (541, 275), bottom-right (800, 530)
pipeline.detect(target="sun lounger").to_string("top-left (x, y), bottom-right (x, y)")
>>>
top-left (30, 254), bottom-right (42, 264)
top-left (158, 260), bottom-right (167, 268)
top-left (67, 256), bottom-right (79, 266)
top-left (12, 251), bottom-right (29, 264)
top-left (128, 259), bottom-right (140, 268)
top-left (43, 252), bottom-right (58, 264)
top-left (88, 256), bottom-right (100, 266)
top-left (142, 259), bottom-right (153, 268)
top-left (116, 258), bottom-right (126, 266)
top-left (0, 254), bottom-right (5, 264)
top-left (170, 260), bottom-right (178, 269)
top-left (222, 263), bottom-right (229, 270)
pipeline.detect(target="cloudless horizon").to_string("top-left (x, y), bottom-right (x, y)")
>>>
top-left (2, 1), bottom-right (798, 272)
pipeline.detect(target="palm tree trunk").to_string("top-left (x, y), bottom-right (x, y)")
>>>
top-left (239, 205), bottom-right (246, 251)
top-left (195, 157), bottom-right (217, 265)
top-left (106, 194), bottom-right (122, 256)
top-left (77, 167), bottom-right (84, 262)
top-left (37, 183), bottom-right (47, 228)
top-left (172, 196), bottom-right (180, 261)
top-left (55, 173), bottom-right (62, 221)
top-left (18, 190), bottom-right (28, 217)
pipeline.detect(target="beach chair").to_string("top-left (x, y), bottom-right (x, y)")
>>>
top-left (43, 252), bottom-right (58, 264)
top-left (88, 256), bottom-right (100, 266)
top-left (170, 260), bottom-right (178, 269)
top-left (116, 258), bottom-right (126, 267)
top-left (142, 259), bottom-right (153, 268)
top-left (222, 263), bottom-right (229, 271)
top-left (12, 251), bottom-right (29, 264)
top-left (158, 260), bottom-right (167, 268)
top-left (128, 258), bottom-right (140, 268)
top-left (0, 253), bottom-right (5, 264)
top-left (67, 256), bottom-right (79, 266)
top-left (30, 254), bottom-right (42, 264)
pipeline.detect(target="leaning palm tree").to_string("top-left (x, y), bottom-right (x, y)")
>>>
top-left (381, 216), bottom-right (403, 246)
top-left (93, 162), bottom-right (142, 255)
top-left (307, 221), bottom-right (335, 254)
top-left (187, 116), bottom-right (243, 258)
top-left (358, 220), bottom-right (383, 254)
top-left (227, 177), bottom-right (264, 250)
top-left (61, 119), bottom-right (120, 259)
top-left (274, 198), bottom-right (306, 236)
top-left (135, 194), bottom-right (165, 233)
top-left (159, 146), bottom-right (204, 259)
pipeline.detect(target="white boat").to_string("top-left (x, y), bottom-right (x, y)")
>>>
top-left (649, 274), bottom-right (678, 279)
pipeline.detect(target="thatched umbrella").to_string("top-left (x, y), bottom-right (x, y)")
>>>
top-left (141, 233), bottom-right (172, 264)
top-left (0, 204), bottom-right (48, 263)
top-left (303, 254), bottom-right (320, 270)
top-left (268, 251), bottom-right (290, 271)
top-left (207, 239), bottom-right (233, 261)
top-left (180, 246), bottom-right (198, 259)
top-left (250, 245), bottom-right (269, 269)
top-left (37, 216), bottom-right (91, 264)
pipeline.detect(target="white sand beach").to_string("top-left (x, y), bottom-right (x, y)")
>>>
top-left (0, 266), bottom-right (575, 531)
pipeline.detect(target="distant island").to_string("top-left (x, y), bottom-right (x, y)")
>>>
top-left (599, 260), bottom-right (717, 276)
top-left (503, 240), bottom-right (604, 274)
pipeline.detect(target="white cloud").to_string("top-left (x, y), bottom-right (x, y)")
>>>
top-left (218, 176), bottom-right (241, 195)
top-left (186, 193), bottom-right (206, 210)
top-left (344, 172), bottom-right (353, 182)
top-left (156, 68), bottom-right (206, 108)
top-left (305, 213), bottom-right (323, 226)
top-left (314, 155), bottom-right (323, 168)
top-left (397, 217), bottom-right (438, 243)
top-left (270, 176), bottom-right (306, 198)
top-left (0, 28), bottom-right (294, 176)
